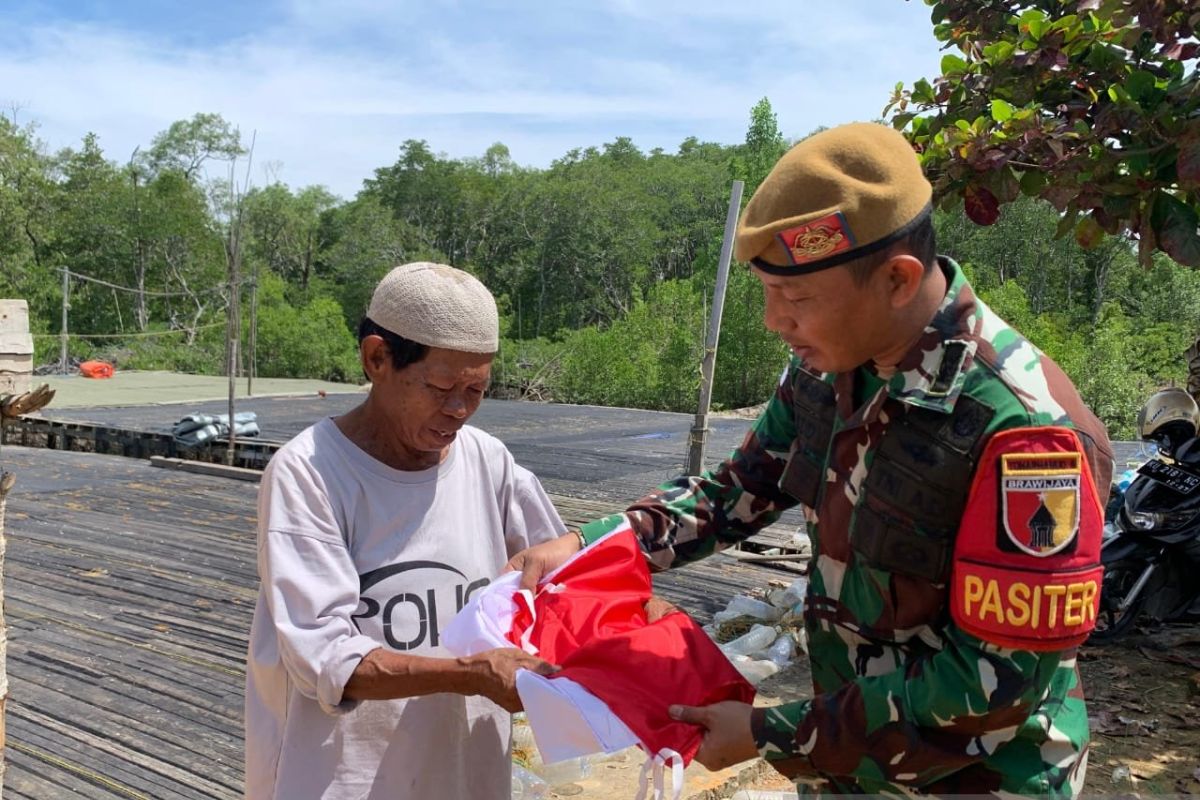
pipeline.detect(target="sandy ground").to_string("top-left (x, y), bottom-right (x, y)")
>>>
top-left (728, 628), bottom-right (1200, 799)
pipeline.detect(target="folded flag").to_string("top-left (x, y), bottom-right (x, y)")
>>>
top-left (444, 526), bottom-right (755, 800)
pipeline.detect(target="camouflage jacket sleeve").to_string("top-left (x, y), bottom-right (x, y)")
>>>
top-left (750, 622), bottom-right (1069, 787)
top-left (579, 363), bottom-right (801, 568)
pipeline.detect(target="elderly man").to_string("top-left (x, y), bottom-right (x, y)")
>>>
top-left (245, 263), bottom-right (570, 800)
top-left (509, 123), bottom-right (1112, 798)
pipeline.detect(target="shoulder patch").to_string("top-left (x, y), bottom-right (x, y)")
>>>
top-left (1000, 450), bottom-right (1081, 557)
top-left (951, 427), bottom-right (1104, 651)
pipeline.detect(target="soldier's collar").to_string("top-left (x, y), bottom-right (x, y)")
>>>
top-left (882, 257), bottom-right (979, 414)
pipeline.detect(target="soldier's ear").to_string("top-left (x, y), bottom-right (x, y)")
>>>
top-left (882, 254), bottom-right (925, 309)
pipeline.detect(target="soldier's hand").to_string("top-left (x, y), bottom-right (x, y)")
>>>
top-left (503, 532), bottom-right (582, 593)
top-left (669, 701), bottom-right (758, 771)
top-left (465, 648), bottom-right (559, 713)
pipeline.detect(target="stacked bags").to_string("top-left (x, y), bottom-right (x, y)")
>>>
top-left (172, 411), bottom-right (260, 446)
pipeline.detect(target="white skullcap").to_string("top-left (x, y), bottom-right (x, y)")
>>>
top-left (366, 262), bottom-right (499, 353)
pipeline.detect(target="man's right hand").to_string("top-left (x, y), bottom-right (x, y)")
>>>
top-left (463, 648), bottom-right (558, 712)
top-left (503, 531), bottom-right (582, 592)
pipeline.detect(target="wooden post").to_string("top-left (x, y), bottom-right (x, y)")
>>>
top-left (225, 133), bottom-right (255, 467)
top-left (226, 258), bottom-right (240, 467)
top-left (60, 269), bottom-right (69, 374)
top-left (0, 301), bottom-right (32, 398)
top-left (686, 180), bottom-right (743, 476)
top-left (247, 263), bottom-right (258, 397)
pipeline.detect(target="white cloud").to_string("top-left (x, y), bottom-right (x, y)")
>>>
top-left (0, 1), bottom-right (944, 198)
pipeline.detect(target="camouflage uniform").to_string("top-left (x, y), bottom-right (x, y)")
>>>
top-left (580, 258), bottom-right (1112, 797)
top-left (1187, 334), bottom-right (1200, 405)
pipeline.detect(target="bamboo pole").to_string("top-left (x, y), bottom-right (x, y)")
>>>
top-left (686, 180), bottom-right (744, 476)
top-left (225, 132), bottom-right (255, 467)
top-left (59, 268), bottom-right (69, 374)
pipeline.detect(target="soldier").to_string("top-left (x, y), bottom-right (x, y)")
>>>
top-left (507, 122), bottom-right (1113, 797)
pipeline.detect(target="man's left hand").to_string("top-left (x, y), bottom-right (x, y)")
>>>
top-left (644, 595), bottom-right (681, 623)
top-left (669, 701), bottom-right (758, 771)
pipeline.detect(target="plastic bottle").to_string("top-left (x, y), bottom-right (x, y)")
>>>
top-left (730, 790), bottom-right (800, 800)
top-left (724, 595), bottom-right (785, 622)
top-left (538, 756), bottom-right (592, 786)
top-left (764, 633), bottom-right (796, 667)
top-left (720, 624), bottom-right (779, 657)
top-left (780, 578), bottom-right (808, 610)
top-left (512, 764), bottom-right (548, 799)
top-left (730, 655), bottom-right (780, 684)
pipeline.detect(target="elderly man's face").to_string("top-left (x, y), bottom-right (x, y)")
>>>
top-left (370, 344), bottom-right (493, 457)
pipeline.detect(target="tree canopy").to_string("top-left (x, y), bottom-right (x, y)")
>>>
top-left (2, 93), bottom-right (1197, 438)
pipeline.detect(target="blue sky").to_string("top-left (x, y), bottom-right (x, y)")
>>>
top-left (0, 1), bottom-right (946, 199)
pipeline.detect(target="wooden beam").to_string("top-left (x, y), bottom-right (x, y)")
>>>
top-left (148, 456), bottom-right (262, 483)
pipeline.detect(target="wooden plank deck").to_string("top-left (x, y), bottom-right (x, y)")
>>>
top-left (1, 445), bottom-right (801, 798)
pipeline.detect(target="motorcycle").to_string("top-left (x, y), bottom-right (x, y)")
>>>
top-left (1091, 435), bottom-right (1200, 641)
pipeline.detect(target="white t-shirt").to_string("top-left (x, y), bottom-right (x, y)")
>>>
top-left (245, 419), bottom-right (565, 800)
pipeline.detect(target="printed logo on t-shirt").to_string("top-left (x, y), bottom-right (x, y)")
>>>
top-left (353, 561), bottom-right (490, 651)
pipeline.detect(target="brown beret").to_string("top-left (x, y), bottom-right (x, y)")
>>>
top-left (734, 122), bottom-right (933, 274)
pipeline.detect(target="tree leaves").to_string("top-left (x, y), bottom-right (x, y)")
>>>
top-left (1020, 169), bottom-right (1048, 197)
top-left (964, 184), bottom-right (1001, 225)
top-left (1075, 214), bottom-right (1106, 249)
top-left (1178, 131), bottom-right (1200, 191)
top-left (889, 0), bottom-right (1200, 269)
top-left (1151, 191), bottom-right (1200, 267)
top-left (941, 54), bottom-right (968, 75)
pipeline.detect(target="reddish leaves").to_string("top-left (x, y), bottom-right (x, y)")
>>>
top-left (1177, 131), bottom-right (1200, 191)
top-left (964, 184), bottom-right (1000, 225)
top-left (1151, 191), bottom-right (1200, 267)
top-left (1075, 214), bottom-right (1106, 249)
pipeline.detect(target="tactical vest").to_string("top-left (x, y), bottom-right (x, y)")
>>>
top-left (780, 366), bottom-right (995, 584)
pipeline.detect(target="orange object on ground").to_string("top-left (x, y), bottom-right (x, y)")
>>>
top-left (79, 360), bottom-right (114, 379)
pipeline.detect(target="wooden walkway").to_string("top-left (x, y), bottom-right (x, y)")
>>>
top-left (0, 445), bottom-right (802, 799)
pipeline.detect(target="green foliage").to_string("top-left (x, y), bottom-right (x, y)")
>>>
top-left (6, 98), bottom-right (1198, 444)
top-left (491, 336), bottom-right (563, 400)
top-left (244, 182), bottom-right (338, 292)
top-left (553, 279), bottom-right (705, 411)
top-left (88, 326), bottom-right (228, 374)
top-left (319, 193), bottom-right (444, 329)
top-left (142, 112), bottom-right (245, 180)
top-left (889, 0), bottom-right (1200, 267)
top-left (251, 273), bottom-right (360, 382)
top-left (365, 133), bottom-right (733, 337)
top-left (0, 117), bottom-right (56, 309)
top-left (711, 265), bottom-right (790, 410)
top-left (735, 97), bottom-right (789, 192)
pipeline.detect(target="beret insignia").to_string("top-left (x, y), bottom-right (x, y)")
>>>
top-left (776, 212), bottom-right (857, 266)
